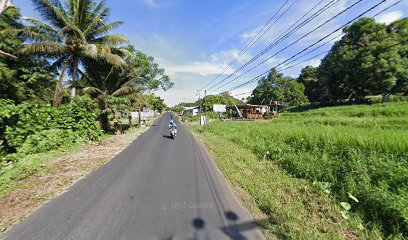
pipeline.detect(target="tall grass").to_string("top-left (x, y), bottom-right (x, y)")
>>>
top-left (202, 102), bottom-right (408, 237)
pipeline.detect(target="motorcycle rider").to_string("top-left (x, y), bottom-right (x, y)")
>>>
top-left (169, 119), bottom-right (177, 137)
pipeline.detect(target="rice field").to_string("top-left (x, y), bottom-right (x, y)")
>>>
top-left (197, 102), bottom-right (408, 237)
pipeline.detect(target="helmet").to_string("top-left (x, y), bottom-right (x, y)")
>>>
top-left (170, 120), bottom-right (174, 123)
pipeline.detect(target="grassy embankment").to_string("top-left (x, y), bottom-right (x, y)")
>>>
top-left (192, 102), bottom-right (408, 239)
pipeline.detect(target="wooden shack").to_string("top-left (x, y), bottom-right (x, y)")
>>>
top-left (235, 104), bottom-right (270, 119)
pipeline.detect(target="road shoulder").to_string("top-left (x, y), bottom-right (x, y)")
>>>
top-left (0, 126), bottom-right (151, 233)
top-left (191, 128), bottom-right (362, 239)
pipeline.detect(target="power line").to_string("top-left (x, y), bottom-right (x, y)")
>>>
top-left (206, 0), bottom-right (340, 91)
top-left (224, 0), bottom-right (389, 93)
top-left (213, 0), bottom-right (360, 91)
top-left (277, 50), bottom-right (329, 71)
top-left (260, 0), bottom-right (405, 74)
top-left (213, 0), bottom-right (366, 91)
top-left (372, 0), bottom-right (404, 18)
top-left (232, 91), bottom-right (253, 97)
top-left (206, 0), bottom-right (343, 92)
top-left (227, 36), bottom-right (406, 96)
top-left (199, 0), bottom-right (293, 91)
top-left (275, 33), bottom-right (343, 70)
top-left (214, 0), bottom-right (387, 91)
top-left (275, 0), bottom-right (406, 71)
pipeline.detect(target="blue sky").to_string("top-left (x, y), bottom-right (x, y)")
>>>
top-left (14, 0), bottom-right (408, 106)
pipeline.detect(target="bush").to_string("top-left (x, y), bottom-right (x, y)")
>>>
top-left (18, 129), bottom-right (79, 155)
top-left (0, 96), bottom-right (102, 156)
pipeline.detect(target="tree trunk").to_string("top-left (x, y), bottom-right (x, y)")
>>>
top-left (70, 57), bottom-right (79, 98)
top-left (99, 98), bottom-right (110, 132)
top-left (138, 107), bottom-right (142, 128)
top-left (53, 60), bottom-right (70, 107)
top-left (70, 87), bottom-right (76, 98)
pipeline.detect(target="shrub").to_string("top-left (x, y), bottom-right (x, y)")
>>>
top-left (0, 96), bottom-right (102, 156)
top-left (18, 129), bottom-right (80, 155)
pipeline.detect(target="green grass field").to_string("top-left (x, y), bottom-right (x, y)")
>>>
top-left (193, 102), bottom-right (408, 239)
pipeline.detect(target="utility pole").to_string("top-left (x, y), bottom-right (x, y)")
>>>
top-left (204, 90), bottom-right (208, 116)
top-left (198, 90), bottom-right (202, 114)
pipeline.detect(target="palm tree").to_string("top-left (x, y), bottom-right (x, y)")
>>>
top-left (80, 56), bottom-right (145, 132)
top-left (18, 0), bottom-right (128, 106)
top-left (0, 1), bottom-right (17, 59)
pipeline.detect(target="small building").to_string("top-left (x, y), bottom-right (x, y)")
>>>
top-left (268, 101), bottom-right (287, 115)
top-left (234, 104), bottom-right (270, 119)
top-left (183, 106), bottom-right (200, 116)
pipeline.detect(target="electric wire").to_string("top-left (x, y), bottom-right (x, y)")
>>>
top-left (199, 0), bottom-right (293, 91)
top-left (223, 0), bottom-right (390, 93)
top-left (206, 0), bottom-right (350, 92)
top-left (218, 0), bottom-right (387, 93)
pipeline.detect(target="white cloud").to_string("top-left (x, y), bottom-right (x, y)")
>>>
top-left (162, 48), bottom-right (253, 77)
top-left (165, 61), bottom-right (234, 77)
top-left (211, 49), bottom-right (252, 65)
top-left (229, 88), bottom-right (254, 101)
top-left (155, 90), bottom-right (199, 107)
top-left (137, 0), bottom-right (182, 8)
top-left (375, 10), bottom-right (404, 25)
top-left (238, 0), bottom-right (349, 47)
top-left (141, 0), bottom-right (155, 7)
top-left (304, 58), bottom-right (321, 68)
top-left (266, 56), bottom-right (286, 67)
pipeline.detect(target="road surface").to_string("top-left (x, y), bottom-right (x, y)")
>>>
top-left (1, 113), bottom-right (264, 240)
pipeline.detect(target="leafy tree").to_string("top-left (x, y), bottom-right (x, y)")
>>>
top-left (171, 106), bottom-right (183, 113)
top-left (149, 95), bottom-right (167, 113)
top-left (124, 45), bottom-right (173, 91)
top-left (203, 92), bottom-right (242, 111)
top-left (318, 18), bottom-right (408, 103)
top-left (79, 63), bottom-right (140, 131)
top-left (17, 0), bottom-right (129, 106)
top-left (297, 65), bottom-right (322, 103)
top-left (79, 46), bottom-right (173, 131)
top-left (250, 68), bottom-right (308, 106)
top-left (0, 7), bottom-right (55, 103)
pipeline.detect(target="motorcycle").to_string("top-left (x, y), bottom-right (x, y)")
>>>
top-left (170, 127), bottom-right (177, 139)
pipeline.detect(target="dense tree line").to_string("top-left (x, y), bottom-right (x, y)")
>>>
top-left (0, 0), bottom-right (172, 164)
top-left (0, 0), bottom-right (172, 123)
top-left (249, 68), bottom-right (308, 106)
top-left (0, 8), bottom-right (56, 103)
top-left (248, 18), bottom-right (407, 107)
top-left (172, 92), bottom-right (242, 112)
top-left (298, 18), bottom-right (408, 104)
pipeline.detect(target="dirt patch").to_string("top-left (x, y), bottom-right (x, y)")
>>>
top-left (0, 126), bottom-right (150, 232)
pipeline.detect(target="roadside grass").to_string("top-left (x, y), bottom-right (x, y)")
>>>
top-left (0, 143), bottom-right (85, 195)
top-left (0, 120), bottom-right (136, 196)
top-left (194, 131), bottom-right (368, 239)
top-left (0, 125), bottom-right (149, 232)
top-left (192, 101), bottom-right (408, 239)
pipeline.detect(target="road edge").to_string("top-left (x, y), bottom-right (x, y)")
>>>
top-left (0, 121), bottom-right (156, 234)
top-left (189, 128), bottom-right (267, 239)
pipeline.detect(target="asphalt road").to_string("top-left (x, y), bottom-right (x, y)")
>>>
top-left (1, 113), bottom-right (264, 240)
